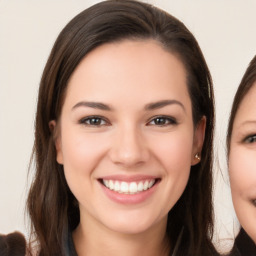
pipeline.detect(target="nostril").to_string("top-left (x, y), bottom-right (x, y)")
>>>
top-left (109, 145), bottom-right (150, 167)
top-left (108, 130), bottom-right (149, 166)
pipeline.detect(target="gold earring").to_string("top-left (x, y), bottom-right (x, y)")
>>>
top-left (195, 153), bottom-right (201, 161)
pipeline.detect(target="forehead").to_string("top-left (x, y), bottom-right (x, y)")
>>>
top-left (233, 83), bottom-right (256, 128)
top-left (64, 39), bottom-right (190, 109)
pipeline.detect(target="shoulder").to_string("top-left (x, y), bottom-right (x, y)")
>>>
top-left (0, 231), bottom-right (26, 256)
top-left (229, 228), bottom-right (256, 256)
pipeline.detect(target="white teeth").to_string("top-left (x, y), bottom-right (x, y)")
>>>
top-left (148, 180), bottom-right (154, 188)
top-left (102, 179), bottom-right (156, 194)
top-left (143, 180), bottom-right (149, 190)
top-left (114, 181), bottom-right (120, 192)
top-left (120, 182), bottom-right (129, 193)
top-left (138, 182), bottom-right (144, 192)
top-left (109, 180), bottom-right (114, 190)
top-left (103, 180), bottom-right (109, 187)
top-left (129, 182), bottom-right (137, 193)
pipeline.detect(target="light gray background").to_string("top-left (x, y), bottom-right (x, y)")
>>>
top-left (1, 0), bottom-right (256, 253)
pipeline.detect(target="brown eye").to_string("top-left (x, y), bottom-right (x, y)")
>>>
top-left (148, 116), bottom-right (177, 126)
top-left (244, 135), bottom-right (256, 144)
top-left (80, 116), bottom-right (108, 126)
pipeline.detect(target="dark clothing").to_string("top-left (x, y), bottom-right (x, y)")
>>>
top-left (229, 228), bottom-right (256, 256)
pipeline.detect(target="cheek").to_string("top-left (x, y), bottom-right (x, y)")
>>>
top-left (229, 148), bottom-right (256, 195)
top-left (149, 130), bottom-right (194, 196)
top-left (229, 146), bottom-right (256, 242)
top-left (150, 130), bottom-right (194, 169)
top-left (60, 130), bottom-right (108, 183)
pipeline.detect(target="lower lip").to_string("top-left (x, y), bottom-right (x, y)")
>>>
top-left (100, 181), bottom-right (159, 204)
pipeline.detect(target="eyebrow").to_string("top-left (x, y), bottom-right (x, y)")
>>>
top-left (72, 101), bottom-right (113, 111)
top-left (144, 100), bottom-right (185, 112)
top-left (238, 120), bottom-right (256, 128)
top-left (72, 99), bottom-right (185, 112)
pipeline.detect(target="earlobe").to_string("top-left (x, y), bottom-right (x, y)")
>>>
top-left (49, 120), bottom-right (63, 165)
top-left (191, 116), bottom-right (206, 166)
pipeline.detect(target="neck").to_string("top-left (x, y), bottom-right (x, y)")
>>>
top-left (73, 214), bottom-right (170, 256)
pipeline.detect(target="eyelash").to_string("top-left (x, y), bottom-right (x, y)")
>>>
top-left (147, 115), bottom-right (177, 126)
top-left (79, 115), bottom-right (177, 127)
top-left (243, 134), bottom-right (256, 144)
top-left (79, 116), bottom-right (109, 127)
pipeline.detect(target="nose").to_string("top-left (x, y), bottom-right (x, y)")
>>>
top-left (109, 125), bottom-right (149, 167)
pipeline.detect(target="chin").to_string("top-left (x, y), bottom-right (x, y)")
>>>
top-left (108, 223), bottom-right (155, 235)
top-left (102, 211), bottom-right (166, 235)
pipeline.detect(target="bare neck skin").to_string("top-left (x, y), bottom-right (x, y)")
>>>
top-left (73, 213), bottom-right (170, 256)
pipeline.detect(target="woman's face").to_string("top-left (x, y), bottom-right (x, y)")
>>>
top-left (54, 40), bottom-right (205, 235)
top-left (229, 83), bottom-right (256, 242)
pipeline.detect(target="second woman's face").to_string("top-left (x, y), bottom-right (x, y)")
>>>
top-left (229, 83), bottom-right (256, 243)
top-left (55, 40), bottom-right (204, 235)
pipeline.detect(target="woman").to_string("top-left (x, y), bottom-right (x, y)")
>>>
top-left (27, 0), bottom-right (217, 255)
top-left (227, 55), bottom-right (256, 255)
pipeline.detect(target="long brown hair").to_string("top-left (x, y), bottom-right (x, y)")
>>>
top-left (27, 1), bottom-right (216, 255)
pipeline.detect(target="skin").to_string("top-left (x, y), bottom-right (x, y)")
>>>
top-left (229, 83), bottom-right (256, 243)
top-left (52, 40), bottom-right (205, 255)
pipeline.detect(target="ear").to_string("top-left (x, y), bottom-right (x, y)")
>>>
top-left (49, 120), bottom-right (63, 165)
top-left (191, 116), bottom-right (206, 166)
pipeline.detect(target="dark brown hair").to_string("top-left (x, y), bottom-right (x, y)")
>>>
top-left (227, 55), bottom-right (256, 152)
top-left (27, 1), bottom-right (216, 255)
top-left (0, 232), bottom-right (26, 256)
top-left (226, 57), bottom-right (256, 256)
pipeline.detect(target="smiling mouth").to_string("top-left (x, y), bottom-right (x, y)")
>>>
top-left (99, 179), bottom-right (160, 194)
